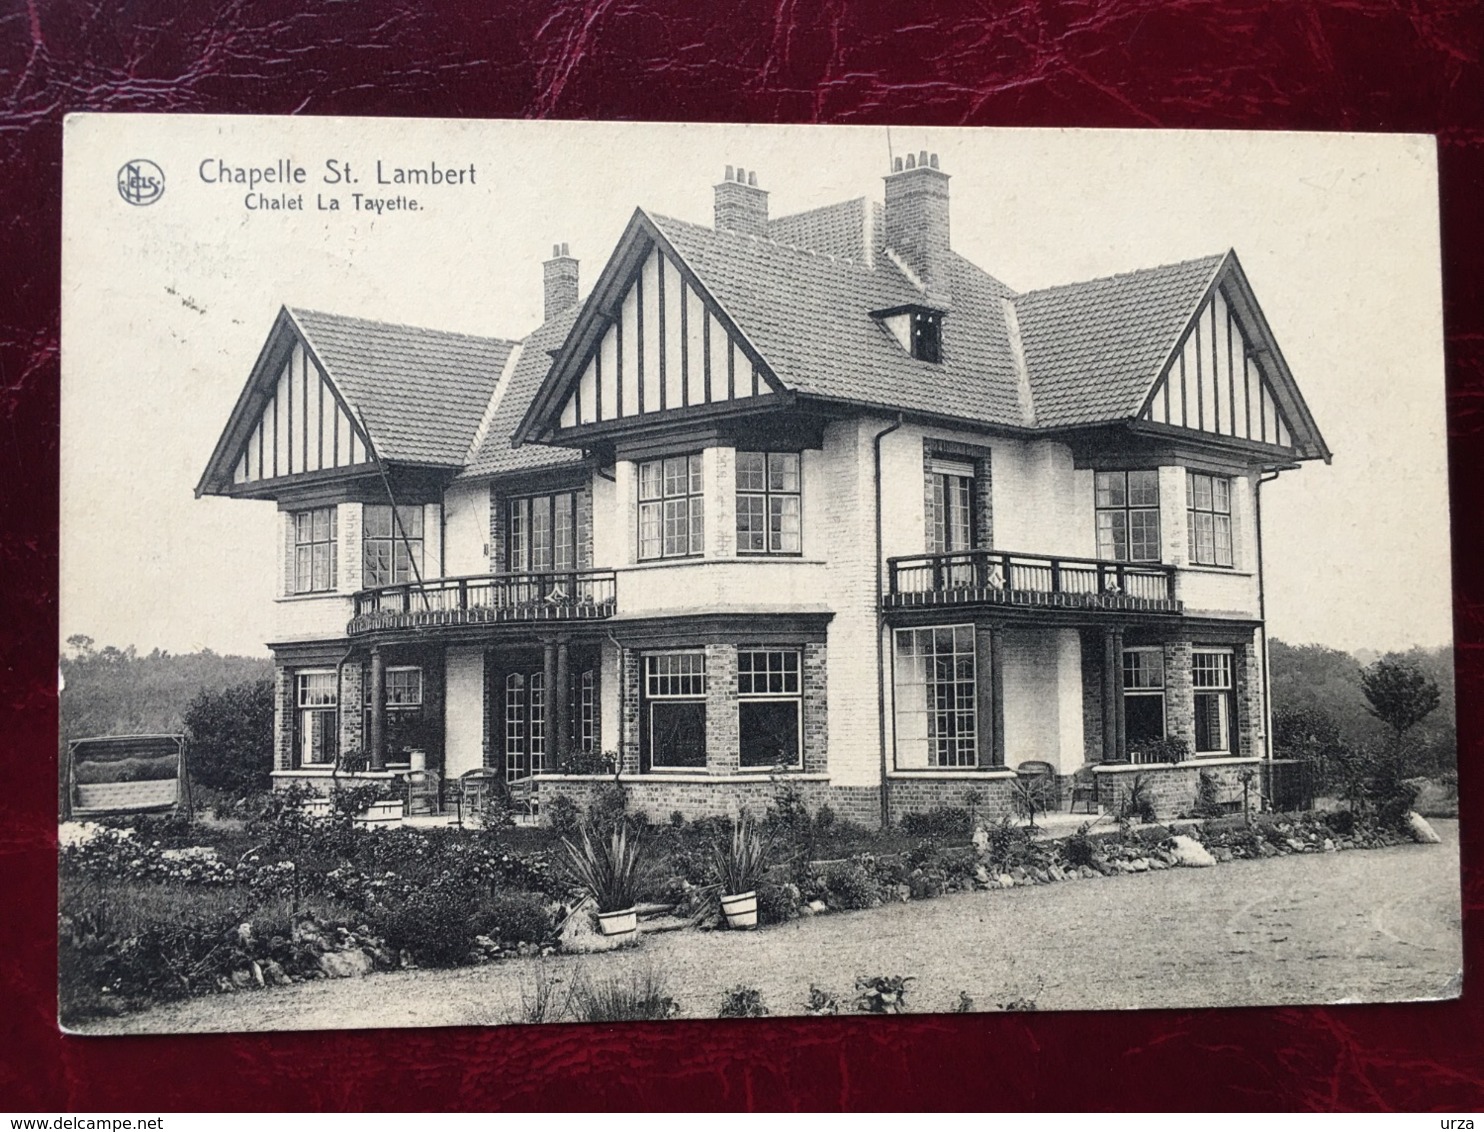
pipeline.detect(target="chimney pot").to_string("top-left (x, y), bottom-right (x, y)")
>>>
top-left (883, 153), bottom-right (951, 302)
top-left (894, 157), bottom-right (904, 172)
top-left (542, 244), bottom-right (579, 321)
top-left (714, 164), bottom-right (769, 236)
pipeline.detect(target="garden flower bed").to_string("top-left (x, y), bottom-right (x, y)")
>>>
top-left (57, 780), bottom-right (1433, 1027)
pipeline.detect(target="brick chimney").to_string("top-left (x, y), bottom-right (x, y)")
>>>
top-left (714, 165), bottom-right (769, 237)
top-left (543, 243), bottom-right (578, 321)
top-left (883, 151), bottom-right (951, 302)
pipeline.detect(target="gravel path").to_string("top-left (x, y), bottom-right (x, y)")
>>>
top-left (76, 820), bottom-right (1462, 1034)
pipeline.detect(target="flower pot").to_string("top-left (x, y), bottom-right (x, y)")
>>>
top-left (596, 907), bottom-right (637, 937)
top-left (720, 890), bottom-right (758, 930)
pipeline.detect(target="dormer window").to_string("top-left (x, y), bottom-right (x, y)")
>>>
top-left (873, 304), bottom-right (945, 364)
top-left (911, 311), bottom-right (942, 363)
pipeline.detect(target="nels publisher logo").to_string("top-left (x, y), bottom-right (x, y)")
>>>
top-left (117, 159), bottom-right (164, 206)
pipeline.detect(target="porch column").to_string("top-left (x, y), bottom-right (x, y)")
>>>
top-left (1112, 627), bottom-right (1127, 762)
top-left (542, 641), bottom-right (559, 773)
top-left (1101, 628), bottom-right (1119, 763)
top-left (553, 639), bottom-right (572, 767)
top-left (368, 646), bottom-right (386, 771)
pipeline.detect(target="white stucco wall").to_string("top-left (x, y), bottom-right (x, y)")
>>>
top-left (441, 480), bottom-right (490, 578)
top-left (444, 646), bottom-right (485, 778)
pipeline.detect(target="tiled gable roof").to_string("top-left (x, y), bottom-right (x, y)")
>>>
top-left (1014, 254), bottom-right (1225, 428)
top-left (650, 212), bottom-right (1026, 426)
top-left (766, 198), bottom-right (881, 264)
top-left (289, 308), bottom-right (515, 467)
top-left (462, 306), bottom-right (584, 478)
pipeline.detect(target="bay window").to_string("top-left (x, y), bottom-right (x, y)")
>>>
top-left (294, 670), bottom-right (338, 767)
top-left (292, 507), bottom-right (337, 594)
top-left (363, 504), bottom-right (424, 587)
top-left (638, 455), bottom-right (704, 560)
top-left (736, 452), bottom-right (801, 555)
top-left (1095, 470), bottom-right (1161, 562)
top-left (738, 649), bottom-right (801, 768)
top-left (643, 652), bottom-right (706, 768)
top-left (1187, 472), bottom-right (1234, 567)
top-left (1192, 649), bottom-right (1235, 755)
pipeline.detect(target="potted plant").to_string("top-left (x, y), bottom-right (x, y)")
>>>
top-left (712, 817), bottom-right (772, 930)
top-left (562, 823), bottom-right (648, 937)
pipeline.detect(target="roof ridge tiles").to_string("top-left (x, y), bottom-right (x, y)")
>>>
top-left (288, 306), bottom-right (518, 347)
top-left (1018, 252), bottom-right (1226, 299)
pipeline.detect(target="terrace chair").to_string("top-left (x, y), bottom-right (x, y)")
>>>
top-left (456, 767), bottom-right (502, 827)
top-left (403, 768), bottom-right (442, 817)
top-left (1069, 765), bottom-right (1099, 814)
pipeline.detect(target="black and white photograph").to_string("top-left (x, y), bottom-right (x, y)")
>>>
top-left (58, 117), bottom-right (1458, 1034)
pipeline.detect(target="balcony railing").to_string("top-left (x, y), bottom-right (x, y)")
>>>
top-left (349, 568), bottom-right (617, 635)
top-left (885, 549), bottom-right (1180, 614)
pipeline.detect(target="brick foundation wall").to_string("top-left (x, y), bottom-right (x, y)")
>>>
top-left (531, 776), bottom-right (879, 826)
top-left (1095, 762), bottom-right (1254, 821)
top-left (886, 776), bottom-right (1016, 824)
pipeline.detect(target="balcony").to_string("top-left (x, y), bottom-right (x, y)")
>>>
top-left (348, 568), bottom-right (617, 635)
top-left (884, 549), bottom-right (1180, 615)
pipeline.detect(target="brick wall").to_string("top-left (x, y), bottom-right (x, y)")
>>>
top-left (922, 437), bottom-right (994, 549)
top-left (619, 647), bottom-right (641, 773)
top-left (1235, 637), bottom-right (1265, 759)
top-left (1163, 640), bottom-right (1195, 748)
top-left (338, 661), bottom-right (364, 760)
top-left (1095, 762), bottom-right (1252, 821)
top-left (802, 642), bottom-right (828, 773)
top-left (487, 485), bottom-right (505, 573)
top-left (886, 776), bottom-right (1016, 824)
top-left (577, 485), bottom-right (594, 570)
top-left (1081, 633), bottom-right (1104, 763)
top-left (531, 776), bottom-right (881, 827)
top-left (704, 643), bottom-right (740, 773)
top-left (273, 665), bottom-right (294, 770)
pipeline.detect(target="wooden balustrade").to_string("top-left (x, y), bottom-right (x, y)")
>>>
top-left (885, 549), bottom-right (1180, 614)
top-left (349, 568), bottom-right (617, 634)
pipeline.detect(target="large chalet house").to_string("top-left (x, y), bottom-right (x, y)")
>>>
top-left (197, 154), bottom-right (1329, 826)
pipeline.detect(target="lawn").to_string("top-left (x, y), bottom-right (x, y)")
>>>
top-left (73, 819), bottom-right (1461, 1034)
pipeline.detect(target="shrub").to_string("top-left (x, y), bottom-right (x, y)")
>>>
top-left (981, 816), bottom-right (1032, 871)
top-left (756, 881), bottom-right (802, 924)
top-left (562, 824), bottom-right (650, 913)
top-left (820, 860), bottom-right (878, 910)
top-left (182, 677), bottom-right (275, 797)
top-left (557, 749), bottom-right (617, 776)
top-left (814, 804), bottom-right (836, 831)
top-left (369, 886), bottom-right (480, 967)
top-left (473, 890), bottom-right (555, 945)
top-left (571, 965), bottom-right (677, 1023)
top-left (854, 974), bottom-right (913, 1014)
top-left (1192, 770), bottom-right (1225, 818)
top-left (547, 794), bottom-right (583, 839)
top-left (1117, 774), bottom-right (1158, 824)
top-left (1060, 823), bottom-right (1097, 869)
top-left (899, 807), bottom-right (971, 841)
top-left (718, 985), bottom-right (769, 1018)
top-left (1322, 808), bottom-right (1356, 836)
top-left (518, 961), bottom-right (573, 1024)
top-left (73, 754), bottom-right (180, 785)
top-left (1128, 736), bottom-right (1190, 765)
top-left (804, 984), bottom-right (840, 1015)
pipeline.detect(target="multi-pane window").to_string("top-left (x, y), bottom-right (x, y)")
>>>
top-left (643, 652), bottom-right (706, 768)
top-left (362, 504), bottom-right (424, 587)
top-left (736, 452), bottom-right (801, 555)
top-left (295, 671), bottom-right (338, 767)
top-left (1187, 472), bottom-right (1234, 567)
top-left (1122, 648), bottom-right (1167, 750)
top-left (580, 669), bottom-right (597, 755)
top-left (927, 459), bottom-right (975, 554)
top-left (1096, 470), bottom-right (1161, 562)
top-left (504, 673), bottom-right (529, 781)
top-left (293, 508), bottom-right (337, 594)
top-left (363, 666), bottom-right (425, 766)
top-left (738, 650), bottom-right (802, 768)
top-left (509, 492), bottom-right (578, 573)
top-left (638, 455), bottom-right (704, 560)
top-left (893, 626), bottom-right (978, 769)
top-left (1192, 649), bottom-right (1235, 754)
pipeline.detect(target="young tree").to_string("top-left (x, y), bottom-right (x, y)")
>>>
top-left (182, 677), bottom-right (275, 797)
top-left (1360, 657), bottom-right (1441, 743)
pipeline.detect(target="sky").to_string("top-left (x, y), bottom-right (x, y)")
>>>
top-left (60, 118), bottom-right (1450, 658)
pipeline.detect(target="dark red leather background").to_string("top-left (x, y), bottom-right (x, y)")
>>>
top-left (3, 0), bottom-right (1481, 1111)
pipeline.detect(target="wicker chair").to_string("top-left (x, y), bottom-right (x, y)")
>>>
top-left (403, 768), bottom-right (442, 817)
top-left (1069, 765), bottom-right (1099, 814)
top-left (456, 768), bottom-right (502, 827)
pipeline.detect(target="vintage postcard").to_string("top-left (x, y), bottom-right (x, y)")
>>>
top-left (59, 116), bottom-right (1458, 1033)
